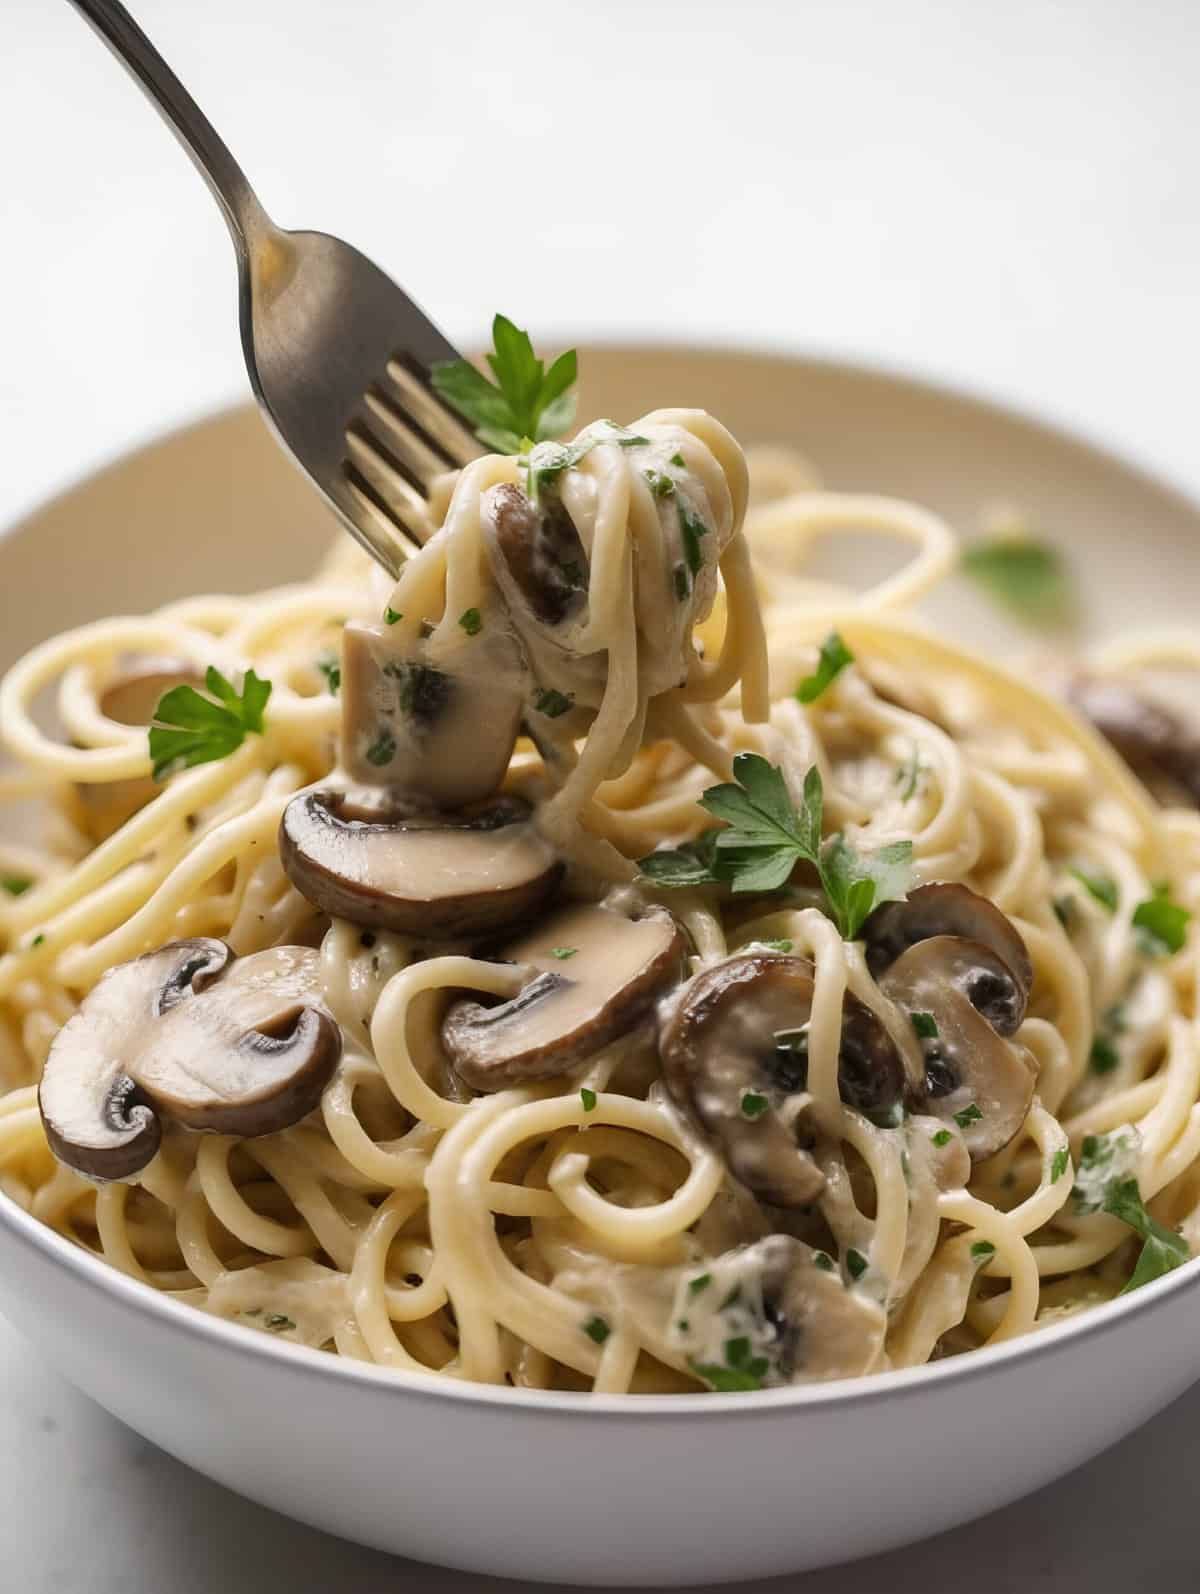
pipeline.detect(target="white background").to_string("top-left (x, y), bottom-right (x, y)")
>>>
top-left (3, 1), bottom-right (1200, 1589)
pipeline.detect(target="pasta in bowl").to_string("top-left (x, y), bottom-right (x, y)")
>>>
top-left (0, 341), bottom-right (1198, 1582)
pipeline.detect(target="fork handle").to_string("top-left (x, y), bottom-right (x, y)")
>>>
top-left (66, 0), bottom-right (273, 258)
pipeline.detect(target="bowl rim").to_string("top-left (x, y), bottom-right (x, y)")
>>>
top-left (4, 341), bottom-right (1200, 1419)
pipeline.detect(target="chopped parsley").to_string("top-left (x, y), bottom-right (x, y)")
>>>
top-left (1053, 897), bottom-right (1075, 931)
top-left (931, 1128), bottom-right (952, 1147)
top-left (644, 468), bottom-right (676, 499)
top-left (650, 755), bottom-right (915, 940)
top-left (687, 1273), bottom-right (712, 1297)
top-left (551, 946), bottom-right (578, 960)
top-left (846, 1249), bottom-right (869, 1281)
top-left (1050, 1146), bottom-right (1069, 1183)
top-left (1070, 867), bottom-right (1118, 913)
top-left (677, 499), bottom-right (709, 577)
top-left (1, 876), bottom-right (32, 897)
top-left (264, 1314), bottom-right (296, 1332)
top-left (316, 655), bottom-right (340, 695)
top-left (795, 631), bottom-right (854, 705)
top-left (1073, 1132), bottom-right (1189, 1293)
top-left (690, 1336), bottom-right (769, 1393)
top-left (533, 687), bottom-right (574, 719)
top-left (430, 314), bottom-right (577, 454)
top-left (579, 1087), bottom-right (597, 1113)
top-left (757, 938), bottom-right (794, 953)
top-left (740, 1091), bottom-right (769, 1120)
top-left (962, 534), bottom-right (1072, 628)
top-left (583, 1315), bottom-right (610, 1345)
top-left (812, 1250), bottom-right (835, 1272)
top-left (673, 564), bottom-right (690, 602)
top-left (670, 451), bottom-right (687, 468)
top-left (383, 606), bottom-right (402, 625)
top-left (954, 1103), bottom-right (983, 1129)
top-left (365, 730), bottom-right (396, 767)
top-left (1132, 885), bottom-right (1191, 957)
top-left (911, 1011), bottom-right (939, 1040)
top-left (1090, 1034), bottom-right (1121, 1075)
top-left (148, 667), bottom-right (271, 780)
top-left (970, 1240), bottom-right (996, 1261)
top-left (894, 742), bottom-right (926, 803)
top-left (458, 607), bottom-right (482, 636)
top-left (30, 932), bottom-right (45, 948)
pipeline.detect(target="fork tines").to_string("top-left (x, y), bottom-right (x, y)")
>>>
top-left (342, 356), bottom-right (482, 571)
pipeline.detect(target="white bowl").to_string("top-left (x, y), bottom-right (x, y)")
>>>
top-left (2, 348), bottom-right (1200, 1588)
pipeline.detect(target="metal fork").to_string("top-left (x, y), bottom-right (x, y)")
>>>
top-left (68, 0), bottom-right (483, 578)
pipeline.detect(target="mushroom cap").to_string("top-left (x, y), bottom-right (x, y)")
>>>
top-left (759, 1235), bottom-right (887, 1382)
top-left (483, 483), bottom-right (589, 627)
top-left (442, 903), bottom-right (687, 1090)
top-left (863, 881), bottom-right (1033, 1021)
top-left (659, 953), bottom-right (905, 1208)
top-left (339, 622), bottom-right (526, 808)
top-left (1069, 673), bottom-right (1200, 808)
top-left (39, 939), bottom-right (342, 1182)
top-left (879, 935), bottom-right (1037, 1160)
top-left (279, 790), bottom-right (563, 939)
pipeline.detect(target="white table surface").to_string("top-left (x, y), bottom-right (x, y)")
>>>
top-left (4, 1), bottom-right (1200, 1589)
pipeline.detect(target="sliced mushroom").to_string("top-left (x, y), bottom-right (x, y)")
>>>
top-left (340, 621), bottom-right (525, 807)
top-left (482, 483), bottom-right (589, 625)
top-left (443, 903), bottom-right (686, 1089)
top-left (863, 881), bottom-right (1033, 1024)
top-left (659, 953), bottom-right (905, 1207)
top-left (279, 789), bottom-right (562, 939)
top-left (78, 659), bottom-right (205, 841)
top-left (878, 936), bottom-right (1037, 1159)
top-left (39, 938), bottom-right (341, 1182)
top-left (1068, 673), bottom-right (1200, 809)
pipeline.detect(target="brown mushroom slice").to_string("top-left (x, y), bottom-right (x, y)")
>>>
top-left (1068, 673), bottom-right (1200, 809)
top-left (279, 790), bottom-right (562, 938)
top-left (482, 482), bottom-right (590, 626)
top-left (878, 936), bottom-right (1036, 1160)
top-left (78, 659), bottom-right (205, 840)
top-left (863, 881), bottom-right (1033, 1027)
top-left (659, 953), bottom-right (905, 1207)
top-left (39, 938), bottom-right (341, 1182)
top-left (340, 621), bottom-right (525, 807)
top-left (443, 904), bottom-right (686, 1090)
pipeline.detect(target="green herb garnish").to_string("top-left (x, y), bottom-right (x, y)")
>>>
top-left (644, 468), bottom-right (676, 499)
top-left (846, 1249), bottom-right (869, 1281)
top-left (30, 932), bottom-right (45, 948)
top-left (583, 1315), bottom-right (610, 1345)
top-left (365, 730), bottom-right (396, 767)
top-left (962, 535), bottom-right (1072, 628)
top-left (677, 499), bottom-right (709, 578)
top-left (812, 1251), bottom-right (835, 1272)
top-left (1050, 1146), bottom-right (1069, 1183)
top-left (688, 1273), bottom-right (712, 1297)
top-left (1133, 885), bottom-right (1191, 957)
top-left (740, 1091), bottom-right (769, 1120)
top-left (894, 743), bottom-right (925, 803)
top-left (690, 1336), bottom-right (770, 1393)
top-left (954, 1103), bottom-right (983, 1129)
top-left (430, 314), bottom-right (577, 454)
top-left (316, 656), bottom-right (341, 695)
top-left (1, 876), bottom-right (32, 897)
top-left (911, 1011), bottom-right (939, 1040)
top-left (383, 606), bottom-right (402, 625)
top-left (670, 451), bottom-right (687, 468)
top-left (1072, 1132), bottom-right (1190, 1292)
top-left (692, 756), bottom-right (913, 938)
top-left (580, 1087), bottom-right (597, 1113)
top-left (757, 938), bottom-right (794, 953)
top-left (931, 1128), bottom-right (952, 1147)
top-left (1090, 1035), bottom-right (1120, 1075)
top-left (970, 1240), bottom-right (996, 1261)
top-left (552, 946), bottom-right (577, 960)
top-left (533, 687), bottom-right (574, 719)
top-left (672, 564), bottom-right (690, 602)
top-left (1070, 867), bottom-right (1118, 913)
top-left (795, 631), bottom-right (854, 705)
top-left (458, 607), bottom-right (482, 637)
top-left (638, 829), bottom-right (722, 889)
top-left (149, 667), bottom-right (271, 780)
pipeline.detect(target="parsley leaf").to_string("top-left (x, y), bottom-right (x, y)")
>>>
top-left (1090, 1035), bottom-right (1120, 1074)
top-left (458, 607), bottom-right (482, 637)
top-left (430, 315), bottom-right (577, 454)
top-left (1071, 1131), bottom-right (1190, 1292)
top-left (911, 1011), bottom-right (939, 1039)
top-left (532, 687), bottom-right (574, 719)
top-left (1070, 868), bottom-right (1118, 913)
top-left (690, 1336), bottom-right (770, 1393)
top-left (795, 631), bottom-right (855, 705)
top-left (1133, 885), bottom-right (1191, 957)
top-left (688, 1273), bottom-right (712, 1297)
top-left (954, 1103), bottom-right (983, 1128)
top-left (740, 1091), bottom-right (769, 1119)
top-left (677, 499), bottom-right (710, 578)
top-left (316, 655), bottom-right (340, 695)
top-left (962, 535), bottom-right (1072, 628)
top-left (757, 937), bottom-right (794, 953)
top-left (149, 667), bottom-right (271, 780)
top-left (2, 876), bottom-right (32, 897)
top-left (1050, 1146), bottom-right (1069, 1183)
top-left (583, 1315), bottom-right (610, 1345)
top-left (551, 947), bottom-right (577, 960)
top-left (689, 756), bottom-right (914, 937)
top-left (845, 1249), bottom-right (869, 1281)
top-left (638, 830), bottom-right (722, 889)
top-left (580, 1087), bottom-right (597, 1113)
top-left (931, 1128), bottom-right (952, 1148)
top-left (383, 606), bottom-right (402, 625)
top-left (970, 1240), bottom-right (996, 1261)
